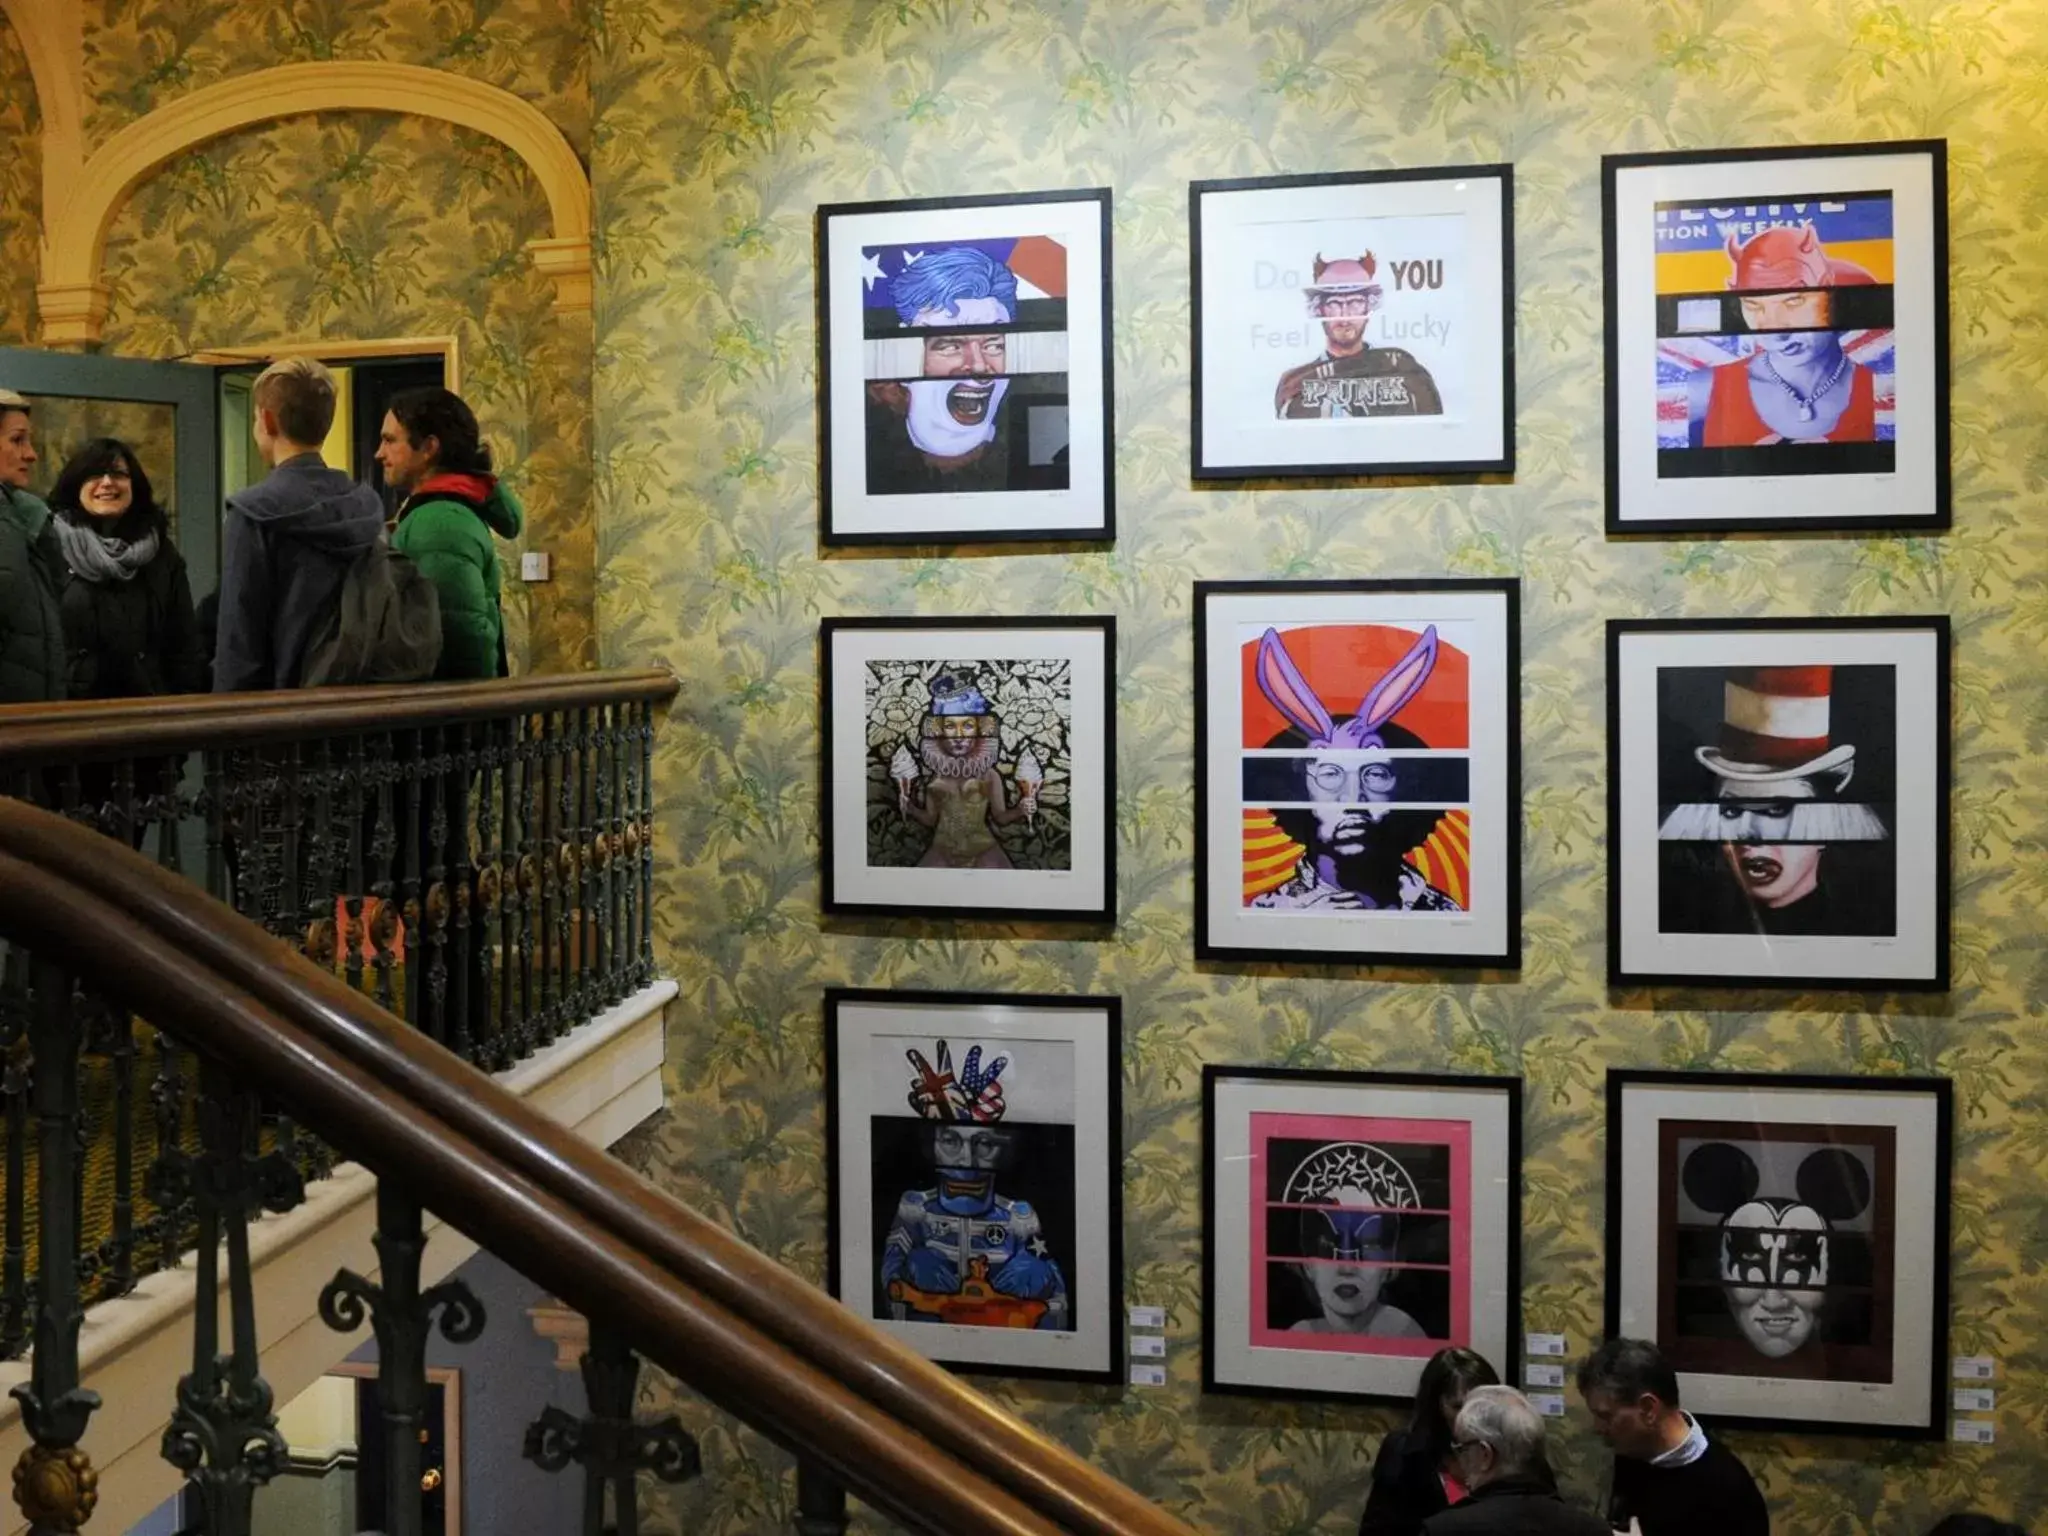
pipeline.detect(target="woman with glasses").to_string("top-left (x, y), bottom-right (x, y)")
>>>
top-left (48, 437), bottom-right (206, 701)
top-left (1359, 1347), bottom-right (1509, 1536)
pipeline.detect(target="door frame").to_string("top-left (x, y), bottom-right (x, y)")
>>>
top-left (189, 334), bottom-right (464, 393)
top-left (330, 1359), bottom-right (465, 1535)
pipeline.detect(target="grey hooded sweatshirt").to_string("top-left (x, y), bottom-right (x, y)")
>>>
top-left (212, 452), bottom-right (385, 691)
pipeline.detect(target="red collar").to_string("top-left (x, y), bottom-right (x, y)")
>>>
top-left (412, 471), bottom-right (495, 504)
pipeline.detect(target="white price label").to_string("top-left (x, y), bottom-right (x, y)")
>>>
top-left (1529, 1392), bottom-right (1566, 1417)
top-left (1128, 1306), bottom-right (1167, 1329)
top-left (1129, 1363), bottom-right (1167, 1388)
top-left (1952, 1418), bottom-right (1995, 1445)
top-left (1130, 1334), bottom-right (1166, 1359)
top-left (1953, 1356), bottom-right (1996, 1381)
top-left (1953, 1388), bottom-right (1996, 1413)
top-left (1524, 1363), bottom-right (1565, 1389)
top-left (1525, 1332), bottom-right (1567, 1358)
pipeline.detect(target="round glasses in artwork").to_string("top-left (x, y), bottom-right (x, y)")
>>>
top-left (1306, 761), bottom-right (1398, 797)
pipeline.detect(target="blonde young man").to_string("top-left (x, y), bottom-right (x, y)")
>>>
top-left (212, 357), bottom-right (384, 691)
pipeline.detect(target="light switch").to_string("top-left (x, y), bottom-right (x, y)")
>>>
top-left (520, 550), bottom-right (551, 582)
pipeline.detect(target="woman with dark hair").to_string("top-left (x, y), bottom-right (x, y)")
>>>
top-left (47, 437), bottom-right (206, 700)
top-left (374, 386), bottom-right (523, 680)
top-left (1925, 1518), bottom-right (2029, 1536)
top-left (1359, 1346), bottom-right (1505, 1536)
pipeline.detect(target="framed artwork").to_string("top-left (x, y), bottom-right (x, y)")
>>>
top-left (1603, 139), bottom-right (1949, 533)
top-left (1194, 580), bottom-right (1519, 968)
top-left (826, 989), bottom-right (1122, 1384)
top-left (821, 616), bottom-right (1115, 923)
top-left (1607, 1070), bottom-right (1952, 1438)
top-left (1190, 164), bottom-right (1514, 480)
top-left (816, 187), bottom-right (1113, 545)
top-left (1203, 1067), bottom-right (1521, 1402)
top-left (1607, 617), bottom-right (1949, 990)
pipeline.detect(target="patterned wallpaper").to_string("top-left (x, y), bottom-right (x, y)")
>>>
top-left (0, 17), bottom-right (39, 345)
top-left (588, 2), bottom-right (2048, 1532)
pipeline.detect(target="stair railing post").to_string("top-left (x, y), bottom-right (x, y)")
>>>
top-left (318, 1182), bottom-right (485, 1536)
top-left (9, 960), bottom-right (102, 1536)
top-left (523, 1320), bottom-right (699, 1535)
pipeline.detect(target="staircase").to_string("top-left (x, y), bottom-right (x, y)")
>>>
top-left (0, 676), bottom-right (1195, 1536)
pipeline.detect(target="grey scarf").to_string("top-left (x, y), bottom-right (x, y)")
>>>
top-left (53, 513), bottom-right (159, 584)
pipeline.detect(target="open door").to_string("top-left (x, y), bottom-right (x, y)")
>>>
top-left (0, 347), bottom-right (221, 594)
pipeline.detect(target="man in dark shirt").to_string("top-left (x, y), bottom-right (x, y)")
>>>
top-left (1577, 1338), bottom-right (1770, 1536)
top-left (1422, 1386), bottom-right (1609, 1536)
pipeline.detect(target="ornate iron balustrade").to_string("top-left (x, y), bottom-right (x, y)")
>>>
top-left (0, 673), bottom-right (675, 1372)
top-left (0, 797), bottom-right (1195, 1536)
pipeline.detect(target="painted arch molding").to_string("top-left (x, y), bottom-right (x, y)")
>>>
top-left (18, 56), bottom-right (593, 343)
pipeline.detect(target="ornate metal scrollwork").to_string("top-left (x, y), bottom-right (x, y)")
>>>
top-left (522, 1322), bottom-right (699, 1536)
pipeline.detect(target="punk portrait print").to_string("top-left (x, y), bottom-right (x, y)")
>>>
top-left (1205, 1069), bottom-right (1519, 1403)
top-left (1608, 617), bottom-right (1948, 990)
top-left (1197, 581), bottom-right (1518, 967)
top-left (818, 189), bottom-right (1113, 543)
top-left (1604, 141), bottom-right (1948, 532)
top-left (822, 617), bottom-right (1114, 922)
top-left (1192, 166), bottom-right (1514, 478)
top-left (1608, 1072), bottom-right (1951, 1437)
top-left (828, 991), bottom-right (1122, 1382)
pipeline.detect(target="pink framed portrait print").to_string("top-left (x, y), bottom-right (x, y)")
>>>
top-left (1203, 1067), bottom-right (1521, 1402)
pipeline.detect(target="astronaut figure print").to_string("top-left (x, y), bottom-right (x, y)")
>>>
top-left (827, 990), bottom-right (1122, 1382)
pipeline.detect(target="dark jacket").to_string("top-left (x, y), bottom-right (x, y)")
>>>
top-left (391, 473), bottom-right (523, 680)
top-left (1423, 1476), bottom-right (1612, 1536)
top-left (1361, 1429), bottom-right (1454, 1536)
top-left (213, 453), bottom-right (384, 691)
top-left (1608, 1440), bottom-right (1769, 1536)
top-left (58, 527), bottom-right (208, 700)
top-left (0, 484), bottom-right (67, 703)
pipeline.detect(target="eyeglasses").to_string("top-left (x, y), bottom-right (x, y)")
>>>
top-left (1306, 762), bottom-right (1398, 795)
top-left (87, 470), bottom-right (132, 483)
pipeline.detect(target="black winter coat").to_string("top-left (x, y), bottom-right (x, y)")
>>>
top-left (0, 485), bottom-right (66, 704)
top-left (60, 536), bottom-right (208, 700)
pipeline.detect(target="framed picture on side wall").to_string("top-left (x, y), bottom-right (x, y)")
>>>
top-left (821, 615), bottom-right (1115, 923)
top-left (1204, 1067), bottom-right (1521, 1402)
top-left (1607, 616), bottom-right (1949, 991)
top-left (1603, 139), bottom-right (1949, 533)
top-left (827, 989), bottom-right (1122, 1384)
top-left (1194, 579), bottom-right (1520, 968)
top-left (1607, 1070), bottom-right (1952, 1438)
top-left (817, 187), bottom-right (1114, 544)
top-left (1190, 164), bottom-right (1515, 480)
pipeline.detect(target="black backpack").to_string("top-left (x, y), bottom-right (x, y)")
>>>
top-left (299, 534), bottom-right (442, 686)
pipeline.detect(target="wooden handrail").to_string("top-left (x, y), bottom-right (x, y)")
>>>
top-left (0, 669), bottom-right (680, 763)
top-left (0, 800), bottom-right (1199, 1536)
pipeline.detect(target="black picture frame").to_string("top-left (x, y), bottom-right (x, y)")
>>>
top-left (1193, 578), bottom-right (1521, 968)
top-left (816, 186), bottom-right (1115, 546)
top-left (1606, 615), bottom-right (1950, 992)
top-left (825, 988), bottom-right (1124, 1385)
top-left (820, 614), bottom-right (1117, 924)
top-left (1601, 139), bottom-right (1950, 535)
top-left (1189, 164), bottom-right (1516, 481)
top-left (1605, 1069), bottom-right (1953, 1439)
top-left (1201, 1065), bottom-right (1523, 1403)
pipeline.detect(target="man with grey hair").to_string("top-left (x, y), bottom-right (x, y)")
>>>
top-left (213, 356), bottom-right (383, 690)
top-left (1423, 1386), bottom-right (1610, 1536)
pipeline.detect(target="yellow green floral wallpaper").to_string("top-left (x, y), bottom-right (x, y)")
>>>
top-left (0, 17), bottom-right (39, 346)
top-left (588, 1), bottom-right (2048, 1532)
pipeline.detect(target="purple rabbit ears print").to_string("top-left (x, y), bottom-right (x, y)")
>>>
top-left (1254, 624), bottom-right (1440, 750)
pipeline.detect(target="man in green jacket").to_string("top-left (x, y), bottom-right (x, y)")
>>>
top-left (374, 386), bottom-right (524, 680)
top-left (0, 389), bottom-right (67, 703)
